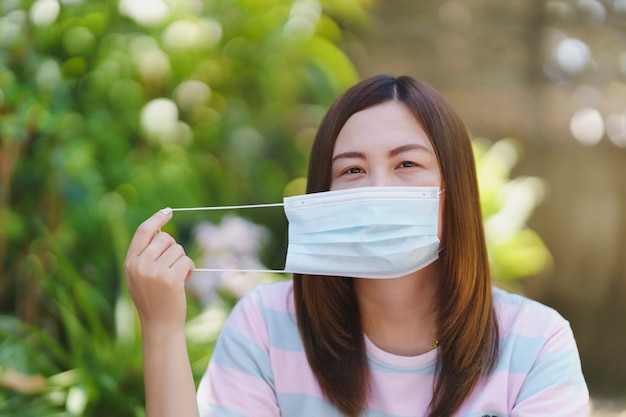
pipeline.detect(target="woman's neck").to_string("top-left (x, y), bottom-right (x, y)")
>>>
top-left (354, 262), bottom-right (440, 356)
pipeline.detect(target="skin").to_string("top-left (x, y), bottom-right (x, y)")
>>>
top-left (330, 101), bottom-right (443, 356)
top-left (124, 209), bottom-right (199, 417)
top-left (124, 100), bottom-right (445, 416)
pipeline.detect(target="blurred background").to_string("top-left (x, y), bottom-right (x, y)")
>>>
top-left (0, 0), bottom-right (624, 415)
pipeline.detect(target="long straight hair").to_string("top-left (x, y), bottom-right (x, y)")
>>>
top-left (292, 75), bottom-right (499, 417)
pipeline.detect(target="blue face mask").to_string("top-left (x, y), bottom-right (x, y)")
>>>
top-left (283, 186), bottom-right (441, 279)
top-left (171, 186), bottom-right (442, 279)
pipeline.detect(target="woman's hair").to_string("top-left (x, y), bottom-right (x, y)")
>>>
top-left (292, 75), bottom-right (499, 417)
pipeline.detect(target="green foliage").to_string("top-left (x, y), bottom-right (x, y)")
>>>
top-left (0, 0), bottom-right (552, 414)
top-left (474, 138), bottom-right (552, 283)
top-left (0, 0), bottom-right (368, 415)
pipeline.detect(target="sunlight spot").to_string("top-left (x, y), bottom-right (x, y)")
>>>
top-left (0, 11), bottom-right (26, 47)
top-left (606, 112), bottom-right (626, 147)
top-left (284, 0), bottom-right (321, 39)
top-left (614, 0), bottom-right (626, 13)
top-left (66, 386), bottom-right (87, 414)
top-left (555, 38), bottom-right (591, 75)
top-left (163, 19), bottom-right (222, 51)
top-left (35, 60), bottom-right (61, 92)
top-left (174, 80), bottom-right (211, 111)
top-left (570, 107), bottom-right (604, 146)
top-left (138, 49), bottom-right (171, 81)
top-left (119, 0), bottom-right (169, 26)
top-left (30, 0), bottom-right (60, 26)
top-left (141, 98), bottom-right (179, 144)
top-left (578, 0), bottom-right (606, 23)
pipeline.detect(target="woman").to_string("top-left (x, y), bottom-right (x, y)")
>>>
top-left (125, 75), bottom-right (588, 417)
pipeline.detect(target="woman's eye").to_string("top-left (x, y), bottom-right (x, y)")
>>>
top-left (398, 161), bottom-right (418, 168)
top-left (342, 166), bottom-right (364, 175)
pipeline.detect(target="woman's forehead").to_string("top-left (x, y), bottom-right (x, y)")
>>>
top-left (333, 101), bottom-right (434, 154)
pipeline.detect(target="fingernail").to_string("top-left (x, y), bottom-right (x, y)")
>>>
top-left (160, 207), bottom-right (172, 215)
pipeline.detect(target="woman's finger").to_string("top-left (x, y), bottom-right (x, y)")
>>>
top-left (140, 231), bottom-right (177, 262)
top-left (128, 208), bottom-right (173, 257)
top-left (171, 255), bottom-right (196, 282)
top-left (159, 242), bottom-right (187, 269)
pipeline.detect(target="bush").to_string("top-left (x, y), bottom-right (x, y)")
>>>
top-left (0, 0), bottom-right (368, 415)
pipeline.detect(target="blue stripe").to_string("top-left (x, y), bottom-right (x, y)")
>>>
top-left (262, 308), bottom-right (303, 351)
top-left (198, 404), bottom-right (249, 417)
top-left (495, 334), bottom-right (546, 374)
top-left (278, 393), bottom-right (511, 417)
top-left (492, 286), bottom-right (527, 305)
top-left (277, 393), bottom-right (344, 416)
top-left (367, 355), bottom-right (437, 375)
top-left (514, 348), bottom-right (587, 405)
top-left (211, 327), bottom-right (274, 385)
top-left (463, 412), bottom-right (507, 417)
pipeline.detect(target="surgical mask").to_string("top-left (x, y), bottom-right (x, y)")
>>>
top-left (172, 186), bottom-right (442, 279)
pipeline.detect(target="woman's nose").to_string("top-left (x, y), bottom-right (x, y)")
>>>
top-left (367, 172), bottom-right (396, 187)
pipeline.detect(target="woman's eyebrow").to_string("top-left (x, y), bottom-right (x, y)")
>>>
top-left (332, 144), bottom-right (432, 162)
top-left (389, 143), bottom-right (432, 157)
top-left (332, 151), bottom-right (365, 162)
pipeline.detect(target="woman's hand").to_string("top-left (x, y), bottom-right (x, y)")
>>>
top-left (124, 208), bottom-right (195, 334)
top-left (125, 209), bottom-right (201, 417)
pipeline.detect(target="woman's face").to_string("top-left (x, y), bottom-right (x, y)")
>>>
top-left (330, 100), bottom-right (444, 240)
top-left (330, 101), bottom-right (442, 191)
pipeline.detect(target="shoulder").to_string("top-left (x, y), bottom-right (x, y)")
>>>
top-left (489, 290), bottom-right (589, 412)
top-left (491, 286), bottom-right (586, 386)
top-left (491, 286), bottom-right (583, 372)
top-left (492, 286), bottom-right (570, 338)
top-left (236, 279), bottom-right (295, 315)
top-left (487, 287), bottom-right (589, 412)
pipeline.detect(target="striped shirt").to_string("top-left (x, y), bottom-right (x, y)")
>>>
top-left (197, 280), bottom-right (589, 416)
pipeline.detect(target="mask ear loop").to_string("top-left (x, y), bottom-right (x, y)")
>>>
top-left (170, 203), bottom-right (284, 212)
top-left (157, 202), bottom-right (285, 233)
top-left (436, 188), bottom-right (445, 254)
top-left (157, 203), bottom-right (287, 271)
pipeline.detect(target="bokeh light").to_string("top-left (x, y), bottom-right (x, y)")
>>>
top-left (35, 59), bottom-right (62, 92)
top-left (284, 0), bottom-right (321, 39)
top-left (555, 38), bottom-right (592, 75)
top-left (570, 107), bottom-right (605, 145)
top-left (0, 10), bottom-right (26, 47)
top-left (162, 19), bottom-right (222, 51)
top-left (30, 0), bottom-right (60, 26)
top-left (606, 112), bottom-right (626, 147)
top-left (140, 98), bottom-right (179, 143)
top-left (118, 0), bottom-right (169, 26)
top-left (579, 0), bottom-right (606, 23)
top-left (174, 80), bottom-right (212, 112)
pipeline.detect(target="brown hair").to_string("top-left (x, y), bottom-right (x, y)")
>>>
top-left (292, 75), bottom-right (499, 417)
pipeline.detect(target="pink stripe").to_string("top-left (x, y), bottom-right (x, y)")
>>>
top-left (198, 363), bottom-right (280, 416)
top-left (495, 300), bottom-right (563, 339)
top-left (367, 370), bottom-right (434, 415)
top-left (511, 384), bottom-right (589, 416)
top-left (258, 281), bottom-right (295, 313)
top-left (535, 322), bottom-right (578, 362)
top-left (269, 348), bottom-right (323, 397)
top-left (226, 296), bottom-right (269, 348)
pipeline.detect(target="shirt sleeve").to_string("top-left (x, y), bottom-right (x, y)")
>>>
top-left (197, 289), bottom-right (281, 417)
top-left (511, 317), bottom-right (589, 417)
